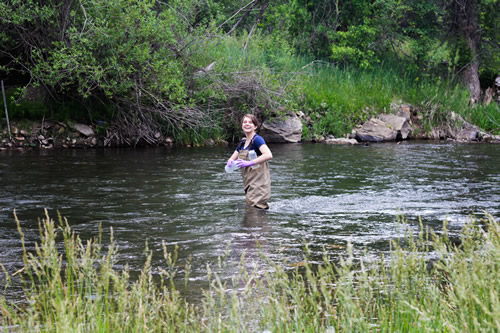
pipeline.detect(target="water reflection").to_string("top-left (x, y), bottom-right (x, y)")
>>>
top-left (229, 207), bottom-right (270, 264)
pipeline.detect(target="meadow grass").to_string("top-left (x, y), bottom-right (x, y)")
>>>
top-left (1, 211), bottom-right (498, 332)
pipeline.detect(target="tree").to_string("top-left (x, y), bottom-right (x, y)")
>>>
top-left (0, 0), bottom-right (222, 143)
top-left (446, 0), bottom-right (482, 103)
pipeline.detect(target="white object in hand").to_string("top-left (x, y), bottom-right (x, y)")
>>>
top-left (248, 150), bottom-right (259, 169)
top-left (225, 160), bottom-right (238, 173)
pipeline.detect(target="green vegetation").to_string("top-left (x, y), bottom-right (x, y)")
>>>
top-left (1, 211), bottom-right (498, 331)
top-left (1, 0), bottom-right (498, 144)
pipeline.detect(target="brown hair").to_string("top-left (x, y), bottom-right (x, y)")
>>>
top-left (241, 114), bottom-right (260, 127)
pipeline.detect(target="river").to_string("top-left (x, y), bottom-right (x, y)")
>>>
top-left (1, 141), bottom-right (499, 298)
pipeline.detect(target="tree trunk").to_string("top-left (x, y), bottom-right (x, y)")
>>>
top-left (463, 39), bottom-right (481, 104)
top-left (452, 0), bottom-right (481, 103)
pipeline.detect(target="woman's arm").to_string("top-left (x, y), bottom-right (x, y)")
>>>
top-left (252, 144), bottom-right (273, 165)
top-left (227, 150), bottom-right (239, 164)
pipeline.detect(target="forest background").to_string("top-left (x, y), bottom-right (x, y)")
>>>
top-left (0, 0), bottom-right (498, 146)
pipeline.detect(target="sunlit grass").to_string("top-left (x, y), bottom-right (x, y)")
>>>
top-left (1, 211), bottom-right (498, 332)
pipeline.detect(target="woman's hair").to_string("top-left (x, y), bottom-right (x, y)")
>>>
top-left (242, 114), bottom-right (260, 127)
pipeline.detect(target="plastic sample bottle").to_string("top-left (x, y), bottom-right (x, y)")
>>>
top-left (248, 150), bottom-right (260, 169)
top-left (225, 160), bottom-right (238, 173)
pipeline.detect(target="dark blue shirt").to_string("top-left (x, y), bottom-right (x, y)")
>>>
top-left (236, 134), bottom-right (266, 156)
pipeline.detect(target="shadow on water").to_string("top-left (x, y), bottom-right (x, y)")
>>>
top-left (1, 142), bottom-right (499, 300)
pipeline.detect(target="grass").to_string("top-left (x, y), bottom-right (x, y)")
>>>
top-left (297, 61), bottom-right (500, 137)
top-left (1, 211), bottom-right (499, 332)
top-left (206, 37), bottom-right (500, 137)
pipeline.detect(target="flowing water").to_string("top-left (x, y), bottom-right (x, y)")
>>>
top-left (1, 142), bottom-right (499, 298)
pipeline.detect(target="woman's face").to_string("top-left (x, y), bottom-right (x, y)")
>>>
top-left (241, 116), bottom-right (257, 134)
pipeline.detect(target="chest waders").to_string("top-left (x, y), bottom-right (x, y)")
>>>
top-left (238, 147), bottom-right (271, 209)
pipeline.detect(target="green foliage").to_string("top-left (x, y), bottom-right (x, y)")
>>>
top-left (469, 103), bottom-right (500, 134)
top-left (331, 24), bottom-right (379, 69)
top-left (477, 0), bottom-right (500, 85)
top-left (0, 0), bottom-right (210, 140)
top-left (0, 0), bottom-right (498, 142)
top-left (299, 62), bottom-right (400, 137)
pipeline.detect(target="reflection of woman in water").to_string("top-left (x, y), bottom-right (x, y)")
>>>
top-left (227, 114), bottom-right (273, 209)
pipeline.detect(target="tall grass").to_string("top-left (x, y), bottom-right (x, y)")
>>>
top-left (200, 36), bottom-right (499, 137)
top-left (1, 211), bottom-right (498, 332)
top-left (296, 61), bottom-right (496, 137)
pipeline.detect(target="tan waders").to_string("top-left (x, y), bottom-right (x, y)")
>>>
top-left (238, 149), bottom-right (271, 209)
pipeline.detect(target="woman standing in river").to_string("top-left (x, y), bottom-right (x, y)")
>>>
top-left (227, 114), bottom-right (273, 209)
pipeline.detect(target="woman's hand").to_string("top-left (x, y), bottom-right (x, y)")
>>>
top-left (235, 159), bottom-right (255, 168)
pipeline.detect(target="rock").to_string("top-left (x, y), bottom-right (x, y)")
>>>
top-left (72, 123), bottom-right (94, 137)
top-left (217, 139), bottom-right (229, 146)
top-left (378, 114), bottom-right (411, 140)
top-left (449, 112), bottom-right (482, 141)
top-left (260, 114), bottom-right (302, 143)
top-left (165, 137), bottom-right (173, 145)
top-left (325, 138), bottom-right (359, 144)
top-left (354, 118), bottom-right (397, 142)
top-left (354, 114), bottom-right (410, 142)
top-left (457, 128), bottom-right (479, 141)
top-left (205, 138), bottom-right (215, 146)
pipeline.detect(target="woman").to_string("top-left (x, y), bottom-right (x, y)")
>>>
top-left (227, 114), bottom-right (273, 209)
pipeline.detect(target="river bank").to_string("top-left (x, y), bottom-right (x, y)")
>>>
top-left (1, 112), bottom-right (499, 151)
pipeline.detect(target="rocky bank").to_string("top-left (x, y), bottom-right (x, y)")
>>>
top-left (1, 103), bottom-right (499, 151)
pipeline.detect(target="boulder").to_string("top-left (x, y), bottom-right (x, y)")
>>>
top-left (73, 123), bottom-right (94, 137)
top-left (354, 118), bottom-right (394, 142)
top-left (449, 112), bottom-right (481, 141)
top-left (456, 127), bottom-right (479, 141)
top-left (378, 114), bottom-right (411, 140)
top-left (354, 114), bottom-right (410, 142)
top-left (260, 114), bottom-right (302, 143)
top-left (325, 138), bottom-right (359, 144)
